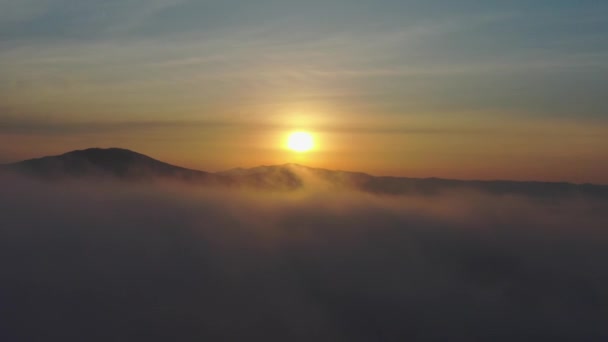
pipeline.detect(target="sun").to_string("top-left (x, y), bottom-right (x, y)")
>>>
top-left (287, 132), bottom-right (315, 152)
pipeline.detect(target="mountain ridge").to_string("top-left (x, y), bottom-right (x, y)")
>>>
top-left (2, 147), bottom-right (607, 198)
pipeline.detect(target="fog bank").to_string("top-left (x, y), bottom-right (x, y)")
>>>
top-left (1, 176), bottom-right (607, 341)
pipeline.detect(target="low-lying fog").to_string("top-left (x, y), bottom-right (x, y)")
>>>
top-left (1, 175), bottom-right (607, 341)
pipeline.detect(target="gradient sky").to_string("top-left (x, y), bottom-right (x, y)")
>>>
top-left (1, 0), bottom-right (607, 182)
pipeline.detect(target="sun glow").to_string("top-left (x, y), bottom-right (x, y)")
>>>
top-left (287, 132), bottom-right (315, 152)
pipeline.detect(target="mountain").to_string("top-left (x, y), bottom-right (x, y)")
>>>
top-left (3, 148), bottom-right (608, 199)
top-left (2, 148), bottom-right (212, 182)
top-left (0, 148), bottom-right (306, 191)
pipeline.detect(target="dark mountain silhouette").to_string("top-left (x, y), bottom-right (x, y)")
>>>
top-left (3, 147), bottom-right (608, 198)
top-left (0, 148), bottom-right (302, 191)
top-left (3, 148), bottom-right (212, 182)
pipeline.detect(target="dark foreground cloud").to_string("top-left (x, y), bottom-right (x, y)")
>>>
top-left (1, 176), bottom-right (607, 341)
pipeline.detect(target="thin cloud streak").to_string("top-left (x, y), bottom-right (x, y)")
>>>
top-left (0, 118), bottom-right (485, 136)
top-left (2, 116), bottom-right (607, 138)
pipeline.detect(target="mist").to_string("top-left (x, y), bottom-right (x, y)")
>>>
top-left (1, 175), bottom-right (607, 341)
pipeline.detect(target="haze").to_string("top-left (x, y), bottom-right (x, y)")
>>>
top-left (2, 175), bottom-right (608, 340)
top-left (2, 1), bottom-right (608, 340)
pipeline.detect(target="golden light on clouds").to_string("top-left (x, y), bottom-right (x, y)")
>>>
top-left (286, 132), bottom-right (315, 153)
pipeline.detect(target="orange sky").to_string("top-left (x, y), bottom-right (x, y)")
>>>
top-left (1, 0), bottom-right (608, 184)
top-left (3, 115), bottom-right (607, 184)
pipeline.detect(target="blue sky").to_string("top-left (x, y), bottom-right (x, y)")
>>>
top-left (1, 0), bottom-right (607, 181)
top-left (2, 0), bottom-right (607, 120)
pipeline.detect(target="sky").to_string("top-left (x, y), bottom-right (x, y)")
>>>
top-left (1, 0), bottom-right (607, 183)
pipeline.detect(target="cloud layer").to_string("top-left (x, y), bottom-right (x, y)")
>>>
top-left (1, 176), bottom-right (607, 341)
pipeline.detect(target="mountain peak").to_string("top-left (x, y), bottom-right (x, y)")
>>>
top-left (66, 147), bottom-right (136, 153)
top-left (7, 147), bottom-right (208, 180)
top-left (60, 147), bottom-right (149, 160)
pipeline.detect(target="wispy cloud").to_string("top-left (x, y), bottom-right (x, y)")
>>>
top-left (1, 0), bottom-right (607, 180)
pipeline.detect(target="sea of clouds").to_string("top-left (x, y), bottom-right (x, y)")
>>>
top-left (1, 175), bottom-right (607, 341)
